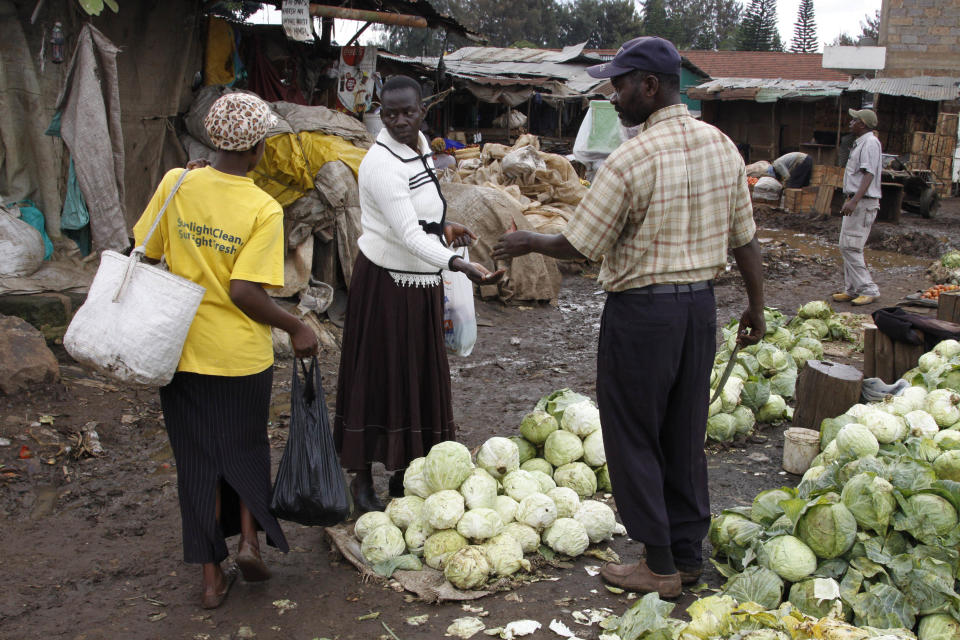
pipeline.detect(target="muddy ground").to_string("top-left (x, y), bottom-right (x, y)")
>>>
top-left (2, 200), bottom-right (959, 640)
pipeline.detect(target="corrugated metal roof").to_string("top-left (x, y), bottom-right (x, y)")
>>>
top-left (848, 76), bottom-right (960, 101)
top-left (444, 43), bottom-right (598, 64)
top-left (688, 78), bottom-right (848, 102)
top-left (379, 48), bottom-right (609, 98)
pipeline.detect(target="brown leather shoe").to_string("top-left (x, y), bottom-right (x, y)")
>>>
top-left (600, 560), bottom-right (681, 598)
top-left (677, 564), bottom-right (702, 585)
top-left (237, 541), bottom-right (271, 582)
top-left (201, 564), bottom-right (238, 609)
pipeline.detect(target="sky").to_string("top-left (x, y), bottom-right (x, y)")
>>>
top-left (253, 1), bottom-right (885, 53)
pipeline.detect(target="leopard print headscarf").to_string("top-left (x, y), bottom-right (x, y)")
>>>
top-left (204, 93), bottom-right (278, 152)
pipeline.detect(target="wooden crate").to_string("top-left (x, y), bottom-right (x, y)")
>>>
top-left (939, 291), bottom-right (960, 324)
top-left (813, 185), bottom-right (838, 215)
top-left (799, 186), bottom-right (819, 211)
top-left (862, 324), bottom-right (925, 383)
top-left (783, 188), bottom-right (803, 212)
top-left (937, 112), bottom-right (959, 138)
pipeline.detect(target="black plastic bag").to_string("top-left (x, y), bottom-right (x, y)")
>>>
top-left (270, 356), bottom-right (350, 526)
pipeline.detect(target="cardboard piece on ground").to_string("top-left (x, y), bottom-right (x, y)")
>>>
top-left (325, 523), bottom-right (492, 603)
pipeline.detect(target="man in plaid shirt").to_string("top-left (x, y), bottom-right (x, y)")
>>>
top-left (494, 36), bottom-right (765, 597)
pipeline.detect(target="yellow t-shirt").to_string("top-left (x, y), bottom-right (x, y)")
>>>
top-left (132, 167), bottom-right (284, 376)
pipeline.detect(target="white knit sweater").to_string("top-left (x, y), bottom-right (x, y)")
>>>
top-left (357, 129), bottom-right (456, 287)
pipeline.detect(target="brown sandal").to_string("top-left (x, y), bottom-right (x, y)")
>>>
top-left (200, 564), bottom-right (239, 609)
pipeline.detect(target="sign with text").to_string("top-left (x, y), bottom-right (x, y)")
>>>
top-left (282, 0), bottom-right (313, 42)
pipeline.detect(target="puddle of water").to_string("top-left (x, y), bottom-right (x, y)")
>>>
top-left (757, 228), bottom-right (928, 269)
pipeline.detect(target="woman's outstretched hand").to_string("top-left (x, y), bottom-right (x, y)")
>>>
top-left (444, 221), bottom-right (477, 248)
top-left (452, 257), bottom-right (505, 285)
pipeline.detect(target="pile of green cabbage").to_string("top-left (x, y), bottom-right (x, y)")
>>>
top-left (704, 340), bottom-right (960, 637)
top-left (355, 389), bottom-right (626, 590)
top-left (600, 590), bottom-right (959, 640)
top-left (707, 303), bottom-right (851, 443)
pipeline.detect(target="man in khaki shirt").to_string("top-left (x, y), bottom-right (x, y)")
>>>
top-left (494, 36), bottom-right (765, 597)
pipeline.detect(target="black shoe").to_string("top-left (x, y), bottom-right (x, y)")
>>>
top-left (351, 476), bottom-right (385, 513)
top-left (677, 563), bottom-right (703, 585)
top-left (388, 470), bottom-right (405, 498)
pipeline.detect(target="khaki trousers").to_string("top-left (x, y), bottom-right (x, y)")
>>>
top-left (839, 198), bottom-right (880, 297)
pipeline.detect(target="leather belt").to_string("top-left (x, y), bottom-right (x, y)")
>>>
top-left (623, 280), bottom-right (713, 295)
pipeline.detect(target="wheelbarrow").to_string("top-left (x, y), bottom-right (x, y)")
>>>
top-left (881, 154), bottom-right (942, 218)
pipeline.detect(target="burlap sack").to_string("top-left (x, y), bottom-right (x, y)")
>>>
top-left (441, 183), bottom-right (560, 302)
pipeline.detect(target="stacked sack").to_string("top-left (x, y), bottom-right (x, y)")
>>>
top-left (706, 339), bottom-right (960, 636)
top-left (355, 389), bottom-right (625, 590)
top-left (706, 302), bottom-right (851, 443)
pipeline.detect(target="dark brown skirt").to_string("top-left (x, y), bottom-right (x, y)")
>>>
top-left (334, 251), bottom-right (456, 471)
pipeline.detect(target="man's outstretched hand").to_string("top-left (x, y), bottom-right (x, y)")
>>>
top-left (492, 221), bottom-right (534, 260)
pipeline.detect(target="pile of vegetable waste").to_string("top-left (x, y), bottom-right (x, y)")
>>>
top-left (353, 389), bottom-right (625, 591)
top-left (599, 590), bottom-right (958, 640)
top-left (699, 338), bottom-right (960, 638)
top-left (707, 301), bottom-right (853, 443)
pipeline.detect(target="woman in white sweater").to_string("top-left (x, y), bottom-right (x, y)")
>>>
top-left (333, 76), bottom-right (503, 512)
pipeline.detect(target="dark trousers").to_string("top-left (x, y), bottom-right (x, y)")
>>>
top-left (785, 155), bottom-right (814, 188)
top-left (596, 286), bottom-right (715, 566)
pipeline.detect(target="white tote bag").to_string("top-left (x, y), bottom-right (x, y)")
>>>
top-left (64, 170), bottom-right (205, 386)
top-left (442, 247), bottom-right (477, 357)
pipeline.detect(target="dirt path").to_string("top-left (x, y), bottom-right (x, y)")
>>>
top-left (2, 200), bottom-right (957, 640)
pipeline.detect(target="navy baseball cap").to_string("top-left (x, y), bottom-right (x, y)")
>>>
top-left (586, 36), bottom-right (681, 79)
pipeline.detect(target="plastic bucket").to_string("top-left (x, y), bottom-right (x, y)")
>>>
top-left (782, 427), bottom-right (820, 475)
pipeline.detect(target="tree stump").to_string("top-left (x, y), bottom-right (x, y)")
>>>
top-left (793, 360), bottom-right (863, 432)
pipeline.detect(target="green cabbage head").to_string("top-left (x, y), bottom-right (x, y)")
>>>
top-left (574, 499), bottom-right (617, 543)
top-left (795, 500), bottom-right (857, 559)
top-left (543, 429), bottom-right (584, 467)
top-left (385, 495), bottom-right (424, 530)
top-left (553, 462), bottom-right (597, 498)
top-left (501, 522), bottom-right (540, 554)
top-left (519, 410), bottom-right (559, 444)
top-left (509, 436), bottom-right (537, 464)
top-left (483, 533), bottom-right (529, 577)
top-left (917, 613), bottom-right (960, 640)
top-left (492, 495), bottom-right (519, 524)
top-left (459, 467), bottom-right (498, 510)
top-left (520, 457), bottom-right (553, 476)
top-left (560, 401), bottom-right (601, 437)
top-left (933, 449), bottom-right (960, 481)
top-left (542, 517), bottom-right (590, 557)
top-left (840, 472), bottom-right (896, 534)
top-left (423, 489), bottom-right (465, 530)
top-left (836, 423), bottom-right (880, 458)
top-left (423, 529), bottom-right (468, 569)
top-left (361, 524), bottom-right (406, 565)
top-left (547, 486), bottom-right (581, 518)
top-left (456, 507), bottom-right (504, 541)
top-left (443, 545), bottom-right (490, 589)
top-left (707, 413), bottom-right (738, 442)
top-left (476, 436), bottom-right (520, 479)
top-left (354, 510), bottom-right (393, 541)
top-left (424, 441), bottom-right (473, 492)
top-left (762, 535), bottom-right (817, 582)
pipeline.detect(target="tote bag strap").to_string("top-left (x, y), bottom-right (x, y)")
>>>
top-left (112, 169), bottom-right (190, 303)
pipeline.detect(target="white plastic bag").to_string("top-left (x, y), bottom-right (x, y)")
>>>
top-left (0, 206), bottom-right (45, 277)
top-left (442, 247), bottom-right (477, 357)
top-left (64, 170), bottom-right (205, 386)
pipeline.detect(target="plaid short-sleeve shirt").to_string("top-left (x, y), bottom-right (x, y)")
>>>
top-left (563, 103), bottom-right (756, 292)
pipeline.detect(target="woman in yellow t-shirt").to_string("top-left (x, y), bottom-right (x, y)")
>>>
top-left (133, 93), bottom-right (318, 609)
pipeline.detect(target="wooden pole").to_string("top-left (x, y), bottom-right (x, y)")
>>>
top-left (309, 4), bottom-right (429, 28)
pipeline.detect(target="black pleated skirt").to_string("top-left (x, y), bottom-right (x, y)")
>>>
top-left (333, 251), bottom-right (456, 472)
top-left (160, 368), bottom-right (289, 564)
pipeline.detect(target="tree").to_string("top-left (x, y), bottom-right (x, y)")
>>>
top-left (640, 0), bottom-right (671, 41)
top-left (860, 9), bottom-right (880, 42)
top-left (737, 0), bottom-right (783, 51)
top-left (790, 0), bottom-right (817, 53)
top-left (687, 0), bottom-right (742, 50)
top-left (558, 0), bottom-right (644, 49)
top-left (829, 32), bottom-right (856, 47)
